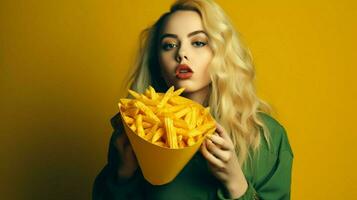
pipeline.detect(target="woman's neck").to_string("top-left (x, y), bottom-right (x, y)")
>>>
top-left (182, 85), bottom-right (210, 107)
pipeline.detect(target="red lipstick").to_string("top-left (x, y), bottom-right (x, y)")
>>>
top-left (175, 64), bottom-right (194, 79)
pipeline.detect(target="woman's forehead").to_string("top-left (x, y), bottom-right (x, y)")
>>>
top-left (161, 10), bottom-right (204, 37)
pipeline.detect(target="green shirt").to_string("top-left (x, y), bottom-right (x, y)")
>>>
top-left (92, 112), bottom-right (293, 200)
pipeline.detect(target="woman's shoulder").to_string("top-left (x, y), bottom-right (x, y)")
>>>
top-left (257, 112), bottom-right (293, 155)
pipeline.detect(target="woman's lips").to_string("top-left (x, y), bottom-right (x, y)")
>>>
top-left (175, 64), bottom-right (194, 79)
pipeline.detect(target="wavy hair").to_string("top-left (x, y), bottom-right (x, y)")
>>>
top-left (122, 0), bottom-right (273, 168)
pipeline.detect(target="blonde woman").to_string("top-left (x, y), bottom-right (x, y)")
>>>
top-left (93, 0), bottom-right (293, 199)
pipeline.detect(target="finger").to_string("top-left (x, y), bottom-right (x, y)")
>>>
top-left (200, 140), bottom-right (225, 169)
top-left (207, 134), bottom-right (231, 150)
top-left (206, 138), bottom-right (231, 162)
top-left (215, 123), bottom-right (235, 148)
top-left (215, 122), bottom-right (230, 140)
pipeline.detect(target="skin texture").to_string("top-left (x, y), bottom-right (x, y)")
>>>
top-left (158, 11), bottom-right (212, 105)
top-left (116, 10), bottom-right (248, 198)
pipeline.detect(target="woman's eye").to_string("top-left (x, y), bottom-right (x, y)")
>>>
top-left (192, 41), bottom-right (207, 47)
top-left (162, 43), bottom-right (178, 50)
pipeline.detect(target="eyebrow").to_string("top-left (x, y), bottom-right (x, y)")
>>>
top-left (160, 30), bottom-right (207, 41)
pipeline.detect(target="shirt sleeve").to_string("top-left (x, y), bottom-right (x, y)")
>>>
top-left (92, 164), bottom-right (144, 200)
top-left (254, 121), bottom-right (294, 200)
top-left (216, 181), bottom-right (259, 200)
top-left (253, 149), bottom-right (293, 200)
top-left (216, 117), bottom-right (294, 200)
top-left (216, 149), bottom-right (293, 200)
top-left (92, 113), bottom-right (144, 200)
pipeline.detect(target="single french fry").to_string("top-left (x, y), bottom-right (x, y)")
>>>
top-left (143, 115), bottom-right (163, 126)
top-left (203, 107), bottom-right (210, 114)
top-left (145, 88), bottom-right (151, 98)
top-left (168, 95), bottom-right (191, 105)
top-left (148, 105), bottom-right (159, 114)
top-left (119, 98), bottom-right (132, 106)
top-left (196, 115), bottom-right (204, 127)
top-left (157, 86), bottom-right (174, 108)
top-left (144, 127), bottom-right (151, 136)
top-left (177, 134), bottom-right (183, 142)
top-left (173, 118), bottom-right (189, 129)
top-left (187, 137), bottom-right (195, 146)
top-left (184, 111), bottom-right (191, 127)
top-left (144, 131), bottom-right (154, 141)
top-left (205, 127), bottom-right (216, 136)
top-left (168, 97), bottom-right (181, 105)
top-left (202, 114), bottom-right (211, 125)
top-left (154, 141), bottom-right (166, 147)
top-left (189, 106), bottom-right (197, 130)
top-left (156, 107), bottom-right (169, 117)
top-left (124, 107), bottom-right (139, 117)
top-left (174, 107), bottom-right (191, 119)
top-left (157, 107), bottom-right (178, 118)
top-left (149, 86), bottom-right (159, 100)
top-left (164, 117), bottom-right (172, 148)
top-left (140, 94), bottom-right (158, 106)
top-left (134, 101), bottom-right (160, 123)
top-left (130, 124), bottom-right (136, 132)
top-left (166, 104), bottom-right (186, 113)
top-left (194, 134), bottom-right (202, 141)
top-left (144, 123), bottom-right (159, 141)
top-left (176, 127), bottom-right (189, 137)
top-left (165, 117), bottom-right (178, 148)
top-left (142, 121), bottom-right (152, 129)
top-left (177, 135), bottom-right (186, 148)
top-left (187, 129), bottom-right (201, 137)
top-left (123, 116), bottom-right (134, 124)
top-left (179, 140), bottom-right (186, 148)
top-left (128, 89), bottom-right (141, 99)
top-left (187, 121), bottom-right (215, 137)
top-left (152, 128), bottom-right (164, 143)
top-left (136, 114), bottom-right (145, 137)
top-left (198, 121), bottom-right (215, 132)
top-left (172, 87), bottom-right (185, 96)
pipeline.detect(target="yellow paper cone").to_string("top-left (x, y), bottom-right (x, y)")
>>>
top-left (118, 103), bottom-right (209, 185)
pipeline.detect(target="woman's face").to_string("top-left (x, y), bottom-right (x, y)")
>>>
top-left (158, 10), bottom-right (213, 94)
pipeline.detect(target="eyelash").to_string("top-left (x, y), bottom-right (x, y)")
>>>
top-left (193, 41), bottom-right (207, 47)
top-left (162, 41), bottom-right (207, 51)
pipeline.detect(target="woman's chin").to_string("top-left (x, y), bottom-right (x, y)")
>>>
top-left (171, 80), bottom-right (194, 90)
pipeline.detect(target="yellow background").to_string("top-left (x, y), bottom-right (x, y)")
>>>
top-left (0, 0), bottom-right (356, 199)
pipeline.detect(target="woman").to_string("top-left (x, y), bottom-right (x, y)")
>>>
top-left (93, 0), bottom-right (293, 199)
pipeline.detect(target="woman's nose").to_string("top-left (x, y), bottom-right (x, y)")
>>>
top-left (175, 48), bottom-right (189, 63)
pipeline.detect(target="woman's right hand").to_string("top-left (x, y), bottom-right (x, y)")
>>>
top-left (114, 132), bottom-right (139, 179)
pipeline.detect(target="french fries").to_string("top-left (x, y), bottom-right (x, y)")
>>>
top-left (118, 86), bottom-right (216, 149)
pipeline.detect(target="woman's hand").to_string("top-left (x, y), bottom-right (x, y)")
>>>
top-left (200, 122), bottom-right (248, 198)
top-left (114, 132), bottom-right (139, 179)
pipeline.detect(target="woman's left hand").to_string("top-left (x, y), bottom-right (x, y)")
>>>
top-left (200, 122), bottom-right (248, 198)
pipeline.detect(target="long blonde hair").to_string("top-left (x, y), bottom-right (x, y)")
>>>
top-left (123, 0), bottom-right (273, 168)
